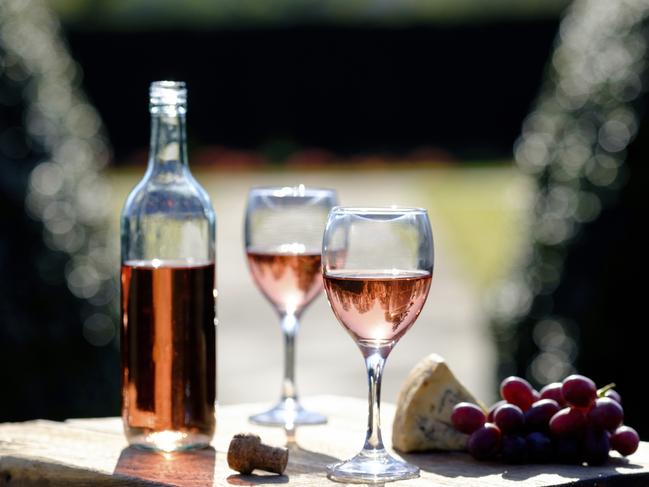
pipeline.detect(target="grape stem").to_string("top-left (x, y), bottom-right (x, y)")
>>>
top-left (596, 382), bottom-right (616, 397)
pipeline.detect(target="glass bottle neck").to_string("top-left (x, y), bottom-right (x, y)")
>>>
top-left (148, 107), bottom-right (188, 177)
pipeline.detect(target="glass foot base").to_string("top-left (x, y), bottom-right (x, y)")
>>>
top-left (327, 449), bottom-right (419, 484)
top-left (249, 398), bottom-right (327, 427)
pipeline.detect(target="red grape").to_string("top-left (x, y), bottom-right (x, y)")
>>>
top-left (502, 435), bottom-right (527, 463)
top-left (452, 402), bottom-right (486, 435)
top-left (604, 389), bottom-right (622, 404)
top-left (526, 432), bottom-right (553, 463)
top-left (458, 377), bottom-right (636, 467)
top-left (610, 426), bottom-right (640, 456)
top-left (468, 423), bottom-right (502, 460)
top-left (562, 374), bottom-right (597, 408)
top-left (549, 407), bottom-right (586, 438)
top-left (494, 403), bottom-right (525, 434)
top-left (540, 382), bottom-right (566, 406)
top-left (501, 376), bottom-right (536, 411)
top-left (487, 400), bottom-right (506, 422)
top-left (554, 437), bottom-right (583, 464)
top-left (587, 397), bottom-right (623, 432)
top-left (525, 399), bottom-right (561, 432)
top-left (584, 428), bottom-right (610, 465)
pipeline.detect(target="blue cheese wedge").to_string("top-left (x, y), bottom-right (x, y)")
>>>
top-left (392, 353), bottom-right (484, 452)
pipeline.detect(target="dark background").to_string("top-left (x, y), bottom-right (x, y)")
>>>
top-left (66, 22), bottom-right (558, 162)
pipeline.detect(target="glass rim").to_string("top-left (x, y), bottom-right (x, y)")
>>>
top-left (330, 206), bottom-right (428, 215)
top-left (248, 185), bottom-right (337, 197)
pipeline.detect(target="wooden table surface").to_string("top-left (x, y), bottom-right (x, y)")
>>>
top-left (0, 396), bottom-right (648, 486)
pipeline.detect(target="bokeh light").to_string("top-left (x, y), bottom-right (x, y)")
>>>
top-left (1, 0), bottom-right (117, 347)
top-left (491, 0), bottom-right (647, 382)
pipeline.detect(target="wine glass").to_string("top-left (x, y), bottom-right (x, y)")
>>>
top-left (322, 207), bottom-right (434, 483)
top-left (245, 185), bottom-right (338, 426)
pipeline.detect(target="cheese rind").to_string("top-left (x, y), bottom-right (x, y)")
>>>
top-left (392, 353), bottom-right (484, 452)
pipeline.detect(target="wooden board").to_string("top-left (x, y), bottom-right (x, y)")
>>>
top-left (1, 396), bottom-right (648, 486)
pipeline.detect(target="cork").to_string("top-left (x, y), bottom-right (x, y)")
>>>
top-left (227, 433), bottom-right (289, 475)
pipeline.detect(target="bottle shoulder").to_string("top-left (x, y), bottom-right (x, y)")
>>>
top-left (185, 170), bottom-right (214, 211)
top-left (121, 170), bottom-right (215, 222)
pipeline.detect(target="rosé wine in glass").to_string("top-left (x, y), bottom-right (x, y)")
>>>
top-left (245, 186), bottom-right (338, 427)
top-left (247, 246), bottom-right (322, 315)
top-left (322, 207), bottom-right (433, 483)
top-left (323, 270), bottom-right (431, 346)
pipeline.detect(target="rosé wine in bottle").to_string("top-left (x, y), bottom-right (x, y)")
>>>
top-left (120, 81), bottom-right (216, 451)
top-left (323, 270), bottom-right (431, 346)
top-left (121, 260), bottom-right (216, 449)
top-left (247, 249), bottom-right (322, 315)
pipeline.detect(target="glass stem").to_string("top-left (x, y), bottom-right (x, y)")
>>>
top-left (362, 348), bottom-right (388, 453)
top-left (280, 313), bottom-right (299, 402)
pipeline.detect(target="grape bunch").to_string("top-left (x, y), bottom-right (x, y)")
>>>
top-left (451, 375), bottom-right (640, 465)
